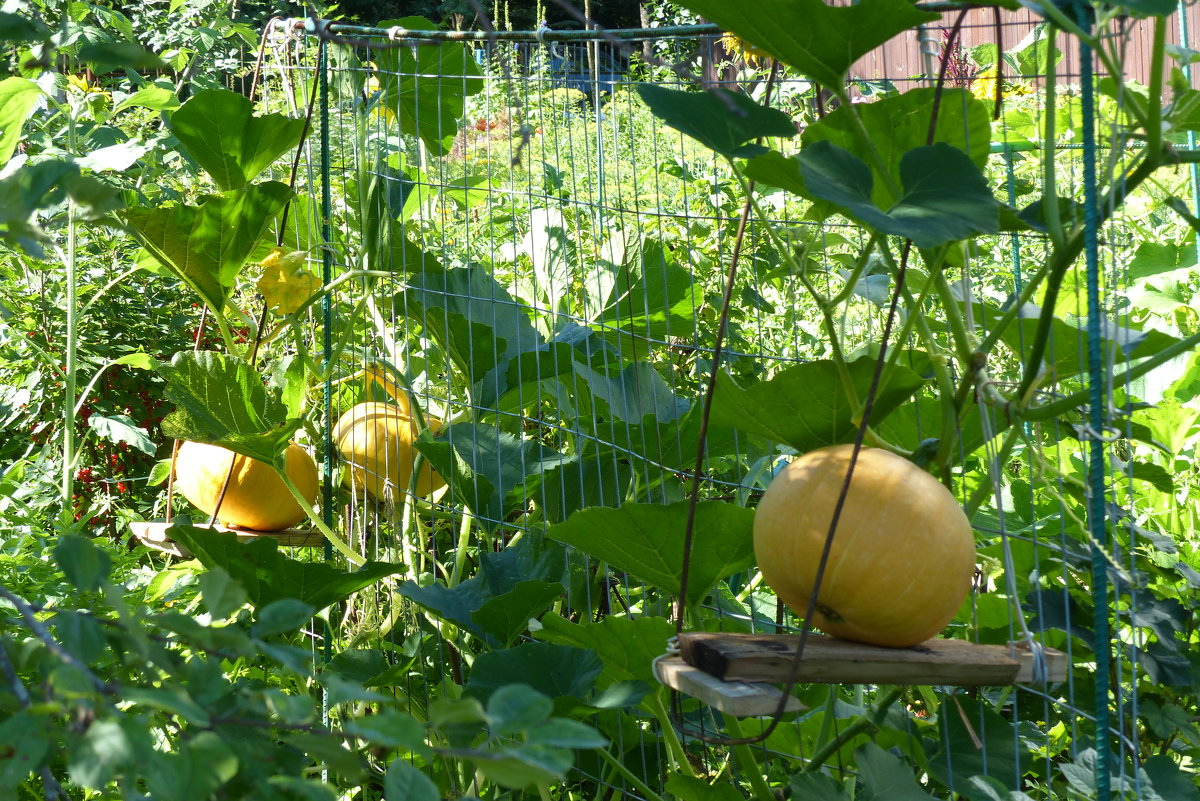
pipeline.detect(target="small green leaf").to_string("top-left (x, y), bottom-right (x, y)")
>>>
top-left (787, 773), bottom-right (853, 801)
top-left (53, 534), bottom-right (111, 592)
top-left (487, 685), bottom-right (555, 735)
top-left (88, 413), bottom-right (156, 456)
top-left (856, 742), bottom-right (937, 800)
top-left (66, 718), bottom-right (127, 790)
top-left (471, 579), bottom-right (565, 647)
top-left (198, 566), bottom-right (247, 618)
top-left (527, 719), bottom-right (608, 749)
top-left (253, 598), bottom-right (316, 638)
top-left (546, 501), bottom-right (755, 607)
top-left (123, 686), bottom-right (213, 726)
top-left (113, 352), bottom-right (157, 370)
top-left (476, 745), bottom-right (572, 789)
top-left (169, 89), bottom-right (307, 190)
top-left (384, 759), bottom-right (439, 801)
top-left (634, 83), bottom-right (796, 158)
top-left (345, 711), bottom-right (428, 752)
top-left (112, 85), bottom-right (180, 114)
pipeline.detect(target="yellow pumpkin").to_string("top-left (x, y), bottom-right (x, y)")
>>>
top-left (753, 444), bottom-right (976, 647)
top-left (173, 441), bottom-right (318, 531)
top-left (332, 401), bottom-right (445, 499)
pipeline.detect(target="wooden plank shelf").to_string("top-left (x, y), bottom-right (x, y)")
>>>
top-left (655, 656), bottom-right (806, 718)
top-left (129, 521), bottom-right (322, 558)
top-left (678, 632), bottom-right (1067, 687)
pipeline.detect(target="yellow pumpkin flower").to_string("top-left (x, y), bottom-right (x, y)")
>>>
top-left (255, 247), bottom-right (319, 315)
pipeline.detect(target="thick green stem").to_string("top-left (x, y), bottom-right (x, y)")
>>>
top-left (449, 509), bottom-right (474, 587)
top-left (803, 686), bottom-right (903, 771)
top-left (965, 426), bottom-right (1022, 518)
top-left (1146, 16), bottom-right (1166, 157)
top-left (723, 717), bottom-right (776, 801)
top-left (647, 690), bottom-right (696, 778)
top-left (1042, 32), bottom-right (1065, 248)
top-left (279, 471), bottom-right (364, 566)
top-left (62, 200), bottom-right (78, 517)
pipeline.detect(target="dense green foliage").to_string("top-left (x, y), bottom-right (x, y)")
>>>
top-left (2, 1), bottom-right (1200, 800)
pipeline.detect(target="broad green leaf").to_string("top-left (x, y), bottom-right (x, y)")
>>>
top-left (123, 686), bottom-right (212, 726)
top-left (384, 759), bottom-right (439, 801)
top-left (0, 11), bottom-right (50, 42)
top-left (0, 714), bottom-right (48, 786)
top-left (671, 773), bottom-right (763, 801)
top-left (120, 181), bottom-right (293, 311)
top-left (926, 697), bottom-right (1030, 798)
top-left (487, 684), bottom-right (555, 735)
top-left (1143, 755), bottom-right (1200, 801)
top-left (78, 40), bottom-right (167, 74)
top-left (169, 89), bottom-right (307, 190)
top-left (539, 454), bottom-right (634, 522)
top-left (0, 77), bottom-right (44, 166)
top-left (198, 566), bottom-right (247, 618)
top-left (472, 579), bottom-right (565, 647)
top-left (798, 141), bottom-right (999, 247)
top-left (596, 239), bottom-right (698, 351)
top-left (144, 731), bottom-right (238, 801)
top-left (400, 266), bottom-right (544, 384)
top-left (635, 83), bottom-right (796, 158)
top-left (676, 0), bottom-right (936, 87)
top-left (165, 523), bottom-right (403, 611)
top-left (480, 342), bottom-right (577, 411)
top-left (535, 613), bottom-right (675, 687)
top-left (374, 17), bottom-right (484, 156)
top-left (546, 500), bottom-right (755, 607)
top-left (476, 745), bottom-right (572, 789)
top-left (77, 140), bottom-right (155, 173)
top-left (574, 361), bottom-right (689, 424)
top-left (54, 534), bottom-right (111, 592)
top-left (345, 711), bottom-right (428, 752)
top-left (787, 772), bottom-right (853, 801)
top-left (526, 719), bottom-right (608, 749)
top-left (857, 741), bottom-right (937, 800)
top-left (253, 598), bottom-right (316, 638)
top-left (415, 422), bottom-right (566, 534)
top-left (113, 352), bottom-right (156, 369)
top-left (88, 413), bottom-right (156, 455)
top-left (464, 641), bottom-right (603, 703)
top-left (157, 351), bottom-right (299, 466)
top-left (65, 718), bottom-right (126, 790)
top-left (709, 355), bottom-right (928, 452)
top-left (112, 85), bottom-right (180, 114)
top-left (801, 88), bottom-right (992, 208)
top-left (0, 159), bottom-right (76, 228)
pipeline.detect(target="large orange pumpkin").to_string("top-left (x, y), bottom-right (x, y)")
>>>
top-left (173, 441), bottom-right (319, 531)
top-left (332, 402), bottom-right (445, 499)
top-left (753, 444), bottom-right (976, 647)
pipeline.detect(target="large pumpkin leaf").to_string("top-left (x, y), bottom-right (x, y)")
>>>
top-left (595, 239), bottom-right (698, 352)
top-left (169, 88), bottom-right (307, 190)
top-left (925, 697), bottom-right (1031, 799)
top-left (414, 423), bottom-right (567, 534)
top-left (157, 351), bottom-right (300, 467)
top-left (856, 742), bottom-right (938, 801)
top-left (797, 141), bottom-right (1000, 248)
top-left (119, 182), bottom-right (292, 311)
top-left (164, 524), bottom-right (403, 612)
top-left (463, 642), bottom-right (603, 704)
top-left (374, 17), bottom-right (484, 156)
top-left (708, 355), bottom-right (928, 452)
top-left (634, 83), bottom-right (796, 159)
top-left (800, 88), bottom-right (992, 209)
top-left (546, 500), bottom-right (754, 607)
top-left (676, 0), bottom-right (936, 87)
top-left (535, 613), bottom-right (675, 687)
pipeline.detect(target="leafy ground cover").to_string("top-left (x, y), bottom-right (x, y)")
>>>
top-left (2, 1), bottom-right (1200, 800)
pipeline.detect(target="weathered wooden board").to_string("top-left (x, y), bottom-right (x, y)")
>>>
top-left (679, 633), bottom-right (1067, 686)
top-left (655, 656), bottom-right (805, 718)
top-left (129, 520), bottom-right (322, 558)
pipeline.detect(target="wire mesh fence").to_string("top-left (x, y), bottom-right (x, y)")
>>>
top-left (235, 8), bottom-right (1200, 798)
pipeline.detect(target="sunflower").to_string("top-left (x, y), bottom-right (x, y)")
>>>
top-left (720, 33), bottom-right (772, 67)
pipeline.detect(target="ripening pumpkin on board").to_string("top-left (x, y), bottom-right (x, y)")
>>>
top-left (332, 402), bottom-right (446, 499)
top-left (752, 444), bottom-right (976, 648)
top-left (173, 441), bottom-right (319, 531)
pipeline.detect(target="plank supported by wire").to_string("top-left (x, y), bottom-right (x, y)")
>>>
top-left (129, 521), bottom-right (322, 558)
top-left (654, 656), bottom-right (806, 718)
top-left (678, 633), bottom-right (1067, 686)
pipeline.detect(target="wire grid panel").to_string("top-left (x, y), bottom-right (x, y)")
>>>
top-left (248, 14), bottom-right (1183, 800)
